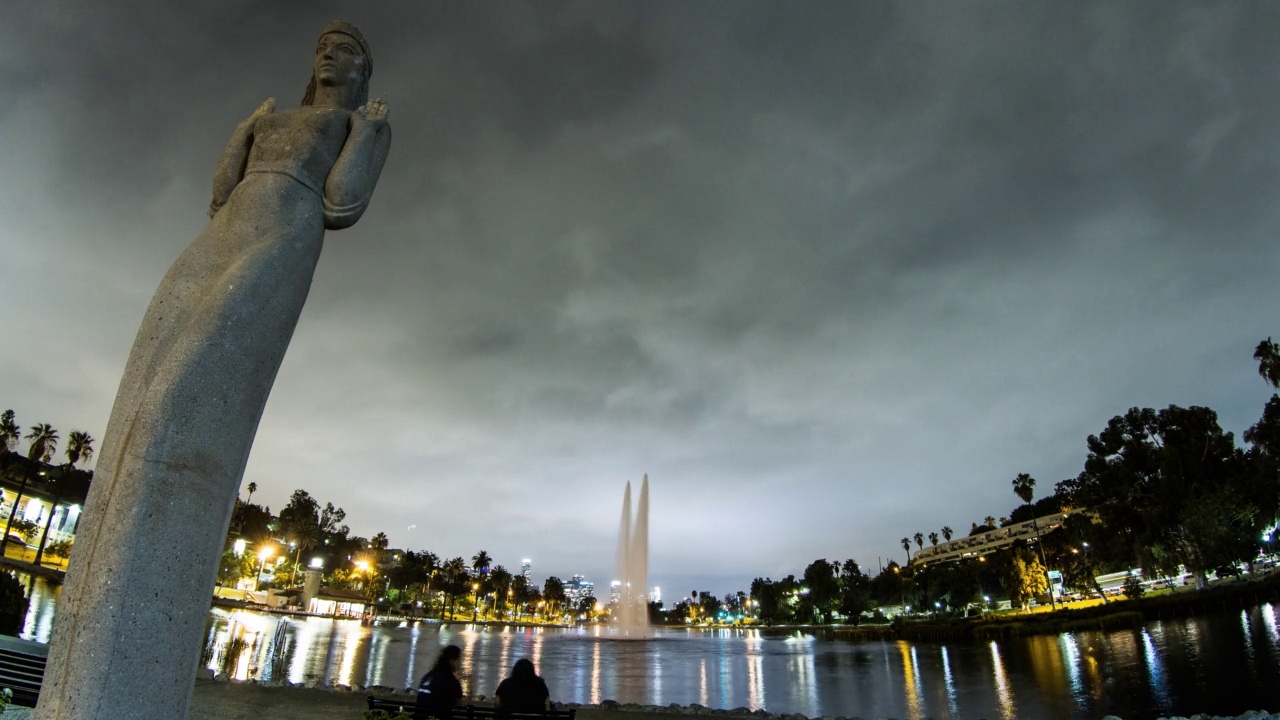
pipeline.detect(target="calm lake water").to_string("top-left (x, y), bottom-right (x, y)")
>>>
top-left (13, 575), bottom-right (1280, 719)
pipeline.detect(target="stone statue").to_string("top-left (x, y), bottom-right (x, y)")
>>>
top-left (37, 21), bottom-right (390, 720)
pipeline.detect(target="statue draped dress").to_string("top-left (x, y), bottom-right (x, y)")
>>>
top-left (39, 106), bottom-right (372, 718)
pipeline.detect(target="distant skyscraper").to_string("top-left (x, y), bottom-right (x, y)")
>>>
top-left (649, 586), bottom-right (661, 604)
top-left (521, 559), bottom-right (532, 584)
top-left (609, 580), bottom-right (622, 606)
top-left (564, 574), bottom-right (594, 609)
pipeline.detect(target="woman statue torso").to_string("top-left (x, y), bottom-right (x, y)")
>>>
top-left (243, 106), bottom-right (353, 204)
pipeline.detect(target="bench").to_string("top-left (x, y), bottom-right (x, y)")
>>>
top-left (366, 698), bottom-right (576, 720)
top-left (0, 645), bottom-right (46, 707)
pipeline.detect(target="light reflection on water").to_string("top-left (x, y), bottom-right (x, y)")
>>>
top-left (14, 574), bottom-right (59, 643)
top-left (940, 645), bottom-right (958, 717)
top-left (898, 641), bottom-right (921, 720)
top-left (989, 640), bottom-right (1015, 720)
top-left (1264, 603), bottom-right (1280, 663)
top-left (1143, 627), bottom-right (1170, 714)
top-left (9, 576), bottom-right (1280, 719)
top-left (1060, 633), bottom-right (1083, 702)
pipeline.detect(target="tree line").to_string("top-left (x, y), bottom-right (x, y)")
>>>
top-left (738, 340), bottom-right (1280, 624)
top-left (224, 487), bottom-right (579, 620)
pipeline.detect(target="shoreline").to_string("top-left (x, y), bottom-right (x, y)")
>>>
top-left (182, 679), bottom-right (1280, 720)
top-left (1, 660), bottom-right (1274, 719)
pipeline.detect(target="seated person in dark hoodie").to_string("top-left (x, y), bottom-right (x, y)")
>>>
top-left (493, 658), bottom-right (550, 715)
top-left (417, 645), bottom-right (464, 719)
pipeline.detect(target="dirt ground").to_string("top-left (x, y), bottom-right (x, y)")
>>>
top-left (190, 681), bottom-right (374, 719)
top-left (186, 682), bottom-right (708, 720)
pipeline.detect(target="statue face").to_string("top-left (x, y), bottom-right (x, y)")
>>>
top-left (314, 32), bottom-right (366, 89)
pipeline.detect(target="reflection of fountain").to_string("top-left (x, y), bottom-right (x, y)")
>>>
top-left (614, 475), bottom-right (650, 637)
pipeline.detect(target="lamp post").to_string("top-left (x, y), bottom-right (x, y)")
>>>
top-left (254, 546), bottom-right (275, 593)
top-left (472, 582), bottom-right (480, 622)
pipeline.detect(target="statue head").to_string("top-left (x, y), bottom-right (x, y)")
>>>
top-left (302, 20), bottom-right (372, 109)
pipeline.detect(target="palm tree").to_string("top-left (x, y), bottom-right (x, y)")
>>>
top-left (2, 423), bottom-right (58, 556)
top-left (1012, 472), bottom-right (1034, 505)
top-left (417, 551), bottom-right (441, 615)
top-left (1012, 473), bottom-right (1056, 610)
top-left (34, 430), bottom-right (93, 566)
top-left (245, 482), bottom-right (257, 504)
top-left (0, 410), bottom-right (18, 467)
top-left (901, 537), bottom-right (911, 565)
top-left (489, 565), bottom-right (513, 619)
top-left (0, 411), bottom-right (19, 515)
top-left (441, 557), bottom-right (466, 620)
top-left (1255, 338), bottom-right (1280, 388)
top-left (941, 526), bottom-right (953, 542)
top-left (913, 532), bottom-right (924, 550)
top-left (928, 532), bottom-right (939, 547)
top-left (983, 516), bottom-right (997, 529)
top-left (471, 549), bottom-right (492, 575)
top-left (285, 514), bottom-right (322, 586)
top-left (510, 574), bottom-right (530, 620)
top-left (370, 532), bottom-right (389, 552)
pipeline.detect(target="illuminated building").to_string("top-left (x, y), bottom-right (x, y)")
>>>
top-left (563, 574), bottom-right (594, 608)
top-left (910, 508), bottom-right (1091, 568)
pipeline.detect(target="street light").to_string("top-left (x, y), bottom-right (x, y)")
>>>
top-left (472, 582), bottom-right (480, 622)
top-left (255, 546), bottom-right (275, 592)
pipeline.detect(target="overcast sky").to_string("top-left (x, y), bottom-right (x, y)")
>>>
top-left (2, 1), bottom-right (1279, 599)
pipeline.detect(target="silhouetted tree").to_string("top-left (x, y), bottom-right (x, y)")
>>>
top-left (34, 430), bottom-right (93, 566)
top-left (1255, 338), bottom-right (1280, 388)
top-left (2, 423), bottom-right (57, 556)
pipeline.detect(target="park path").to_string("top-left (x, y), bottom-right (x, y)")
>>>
top-left (191, 681), bottom-right (371, 719)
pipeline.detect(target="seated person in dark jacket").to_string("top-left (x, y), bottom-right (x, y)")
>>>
top-left (417, 645), bottom-right (464, 719)
top-left (494, 658), bottom-right (551, 715)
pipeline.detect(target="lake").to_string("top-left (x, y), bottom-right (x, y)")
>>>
top-left (13, 575), bottom-right (1280, 719)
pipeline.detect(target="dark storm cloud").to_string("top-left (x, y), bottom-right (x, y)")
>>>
top-left (3, 1), bottom-right (1279, 595)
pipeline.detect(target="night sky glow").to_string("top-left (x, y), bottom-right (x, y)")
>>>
top-left (2, 1), bottom-right (1279, 597)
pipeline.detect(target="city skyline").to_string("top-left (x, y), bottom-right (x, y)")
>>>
top-left (3, 2), bottom-right (1280, 595)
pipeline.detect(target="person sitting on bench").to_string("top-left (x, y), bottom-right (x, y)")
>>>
top-left (494, 658), bottom-right (550, 716)
top-left (417, 645), bottom-right (464, 720)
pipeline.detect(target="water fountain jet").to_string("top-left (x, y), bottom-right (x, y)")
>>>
top-left (614, 474), bottom-right (650, 637)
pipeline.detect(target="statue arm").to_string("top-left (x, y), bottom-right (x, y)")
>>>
top-left (323, 99), bottom-right (392, 230)
top-left (209, 98), bottom-right (276, 218)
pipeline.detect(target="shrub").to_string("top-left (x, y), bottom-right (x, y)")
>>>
top-left (9, 520), bottom-right (37, 542)
top-left (45, 540), bottom-right (73, 560)
top-left (0, 571), bottom-right (29, 635)
top-left (1121, 576), bottom-right (1144, 601)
